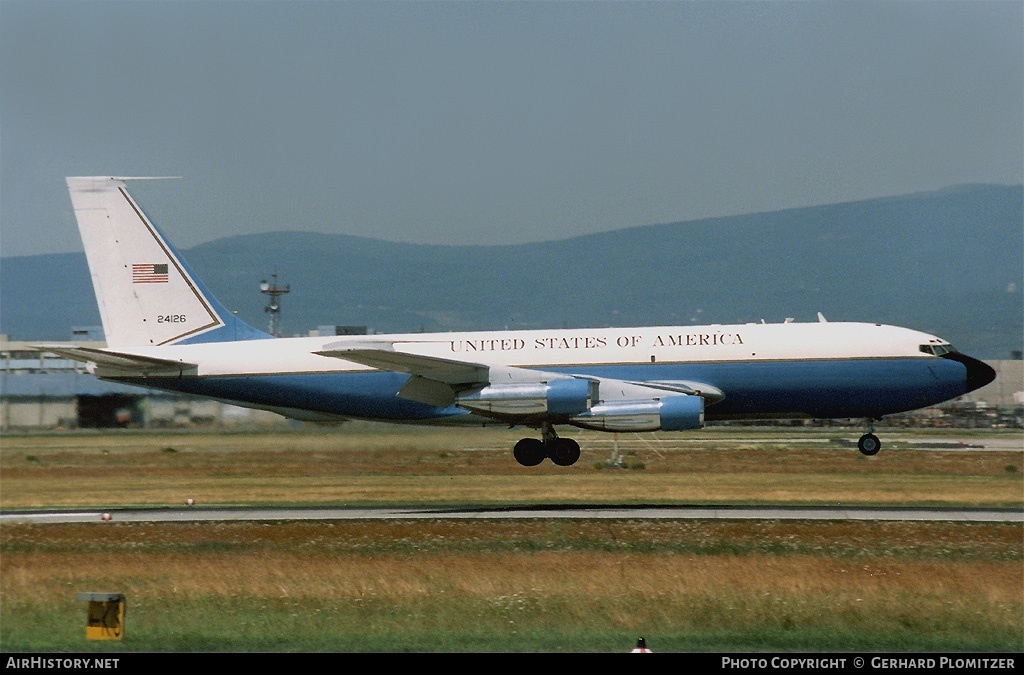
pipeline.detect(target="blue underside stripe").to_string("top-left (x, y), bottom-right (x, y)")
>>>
top-left (114, 358), bottom-right (967, 422)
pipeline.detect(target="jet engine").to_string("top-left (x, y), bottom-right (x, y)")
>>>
top-left (456, 377), bottom-right (596, 416)
top-left (570, 394), bottom-right (704, 432)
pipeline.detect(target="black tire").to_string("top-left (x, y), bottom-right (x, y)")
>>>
top-left (858, 433), bottom-right (881, 456)
top-left (513, 438), bottom-right (547, 466)
top-left (549, 437), bottom-right (581, 466)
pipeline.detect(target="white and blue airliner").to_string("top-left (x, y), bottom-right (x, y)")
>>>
top-left (46, 177), bottom-right (996, 466)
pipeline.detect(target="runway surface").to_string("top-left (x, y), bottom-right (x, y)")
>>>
top-left (2, 504), bottom-right (1021, 525)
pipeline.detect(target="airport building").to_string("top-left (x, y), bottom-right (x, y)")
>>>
top-left (1, 333), bottom-right (1021, 432)
top-left (0, 333), bottom-right (288, 430)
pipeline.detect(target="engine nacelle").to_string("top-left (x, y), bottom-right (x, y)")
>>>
top-left (570, 394), bottom-right (704, 432)
top-left (456, 378), bottom-right (595, 417)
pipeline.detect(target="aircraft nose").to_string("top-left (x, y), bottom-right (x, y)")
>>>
top-left (964, 356), bottom-right (997, 393)
top-left (940, 352), bottom-right (997, 393)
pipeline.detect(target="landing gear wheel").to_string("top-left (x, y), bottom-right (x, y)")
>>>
top-left (858, 433), bottom-right (881, 456)
top-left (513, 438), bottom-right (547, 466)
top-left (548, 437), bottom-right (581, 467)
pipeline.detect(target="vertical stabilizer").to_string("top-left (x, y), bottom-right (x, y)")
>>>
top-left (66, 176), bottom-right (270, 347)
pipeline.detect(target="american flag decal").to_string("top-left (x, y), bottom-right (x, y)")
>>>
top-left (132, 263), bottom-right (169, 283)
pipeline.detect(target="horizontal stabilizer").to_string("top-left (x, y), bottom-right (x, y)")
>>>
top-left (36, 345), bottom-right (197, 377)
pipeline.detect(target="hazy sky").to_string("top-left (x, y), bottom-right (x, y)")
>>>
top-left (1, 0), bottom-right (1021, 257)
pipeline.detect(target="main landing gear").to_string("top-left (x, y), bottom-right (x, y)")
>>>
top-left (513, 423), bottom-right (581, 467)
top-left (857, 419), bottom-right (881, 456)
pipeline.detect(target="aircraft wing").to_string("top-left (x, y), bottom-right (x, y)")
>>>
top-left (316, 341), bottom-right (492, 407)
top-left (35, 345), bottom-right (198, 377)
top-left (315, 341), bottom-right (489, 385)
top-left (315, 341), bottom-right (725, 415)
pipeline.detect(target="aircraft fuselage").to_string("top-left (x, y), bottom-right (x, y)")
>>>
top-left (99, 321), bottom-right (982, 425)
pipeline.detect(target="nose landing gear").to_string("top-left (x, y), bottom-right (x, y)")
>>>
top-left (857, 419), bottom-right (881, 456)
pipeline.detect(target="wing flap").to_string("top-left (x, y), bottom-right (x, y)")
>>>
top-left (638, 380), bottom-right (726, 405)
top-left (397, 375), bottom-right (457, 407)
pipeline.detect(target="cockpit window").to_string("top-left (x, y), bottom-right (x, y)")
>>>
top-left (920, 343), bottom-right (957, 356)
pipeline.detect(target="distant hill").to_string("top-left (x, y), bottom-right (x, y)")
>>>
top-left (2, 184), bottom-right (1021, 359)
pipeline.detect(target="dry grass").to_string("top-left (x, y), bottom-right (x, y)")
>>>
top-left (1, 427), bottom-right (1021, 509)
top-left (1, 520), bottom-right (1021, 651)
top-left (1, 428), bottom-right (1021, 651)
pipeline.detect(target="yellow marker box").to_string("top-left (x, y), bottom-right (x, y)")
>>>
top-left (77, 592), bottom-right (125, 640)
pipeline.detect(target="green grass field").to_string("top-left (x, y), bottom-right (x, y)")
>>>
top-left (1, 425), bottom-right (1021, 652)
